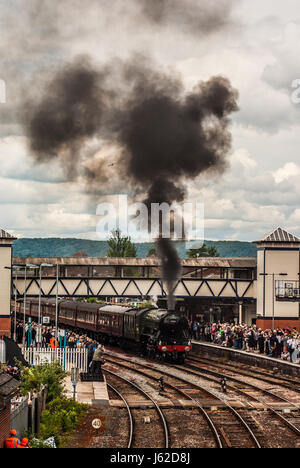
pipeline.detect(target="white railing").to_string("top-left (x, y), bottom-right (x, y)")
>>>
top-left (0, 338), bottom-right (5, 364)
top-left (22, 347), bottom-right (88, 372)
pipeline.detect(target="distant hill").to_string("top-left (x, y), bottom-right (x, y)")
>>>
top-left (12, 238), bottom-right (257, 258)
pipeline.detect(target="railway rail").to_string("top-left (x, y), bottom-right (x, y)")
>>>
top-left (104, 367), bottom-right (169, 448)
top-left (103, 350), bottom-right (264, 448)
top-left (183, 359), bottom-right (300, 417)
top-left (179, 357), bottom-right (300, 444)
top-left (188, 353), bottom-right (300, 391)
top-left (106, 381), bottom-right (134, 448)
top-left (105, 354), bottom-right (222, 448)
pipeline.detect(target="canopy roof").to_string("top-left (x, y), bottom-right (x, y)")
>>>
top-left (255, 227), bottom-right (300, 244)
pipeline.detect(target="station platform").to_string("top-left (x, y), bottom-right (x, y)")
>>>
top-left (191, 341), bottom-right (300, 377)
top-left (64, 375), bottom-right (109, 406)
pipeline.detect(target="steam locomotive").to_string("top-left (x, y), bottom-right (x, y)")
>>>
top-left (17, 298), bottom-right (192, 363)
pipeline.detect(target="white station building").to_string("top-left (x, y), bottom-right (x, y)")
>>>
top-left (0, 226), bottom-right (300, 337)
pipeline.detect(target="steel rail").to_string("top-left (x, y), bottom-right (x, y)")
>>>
top-left (104, 355), bottom-right (222, 448)
top-left (104, 352), bottom-right (261, 448)
top-left (180, 361), bottom-right (300, 437)
top-left (103, 368), bottom-right (169, 448)
top-left (106, 382), bottom-right (134, 448)
top-left (188, 354), bottom-right (300, 392)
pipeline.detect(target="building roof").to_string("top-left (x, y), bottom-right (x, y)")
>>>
top-left (0, 228), bottom-right (16, 240)
top-left (0, 373), bottom-right (20, 398)
top-left (13, 256), bottom-right (257, 268)
top-left (255, 227), bottom-right (300, 244)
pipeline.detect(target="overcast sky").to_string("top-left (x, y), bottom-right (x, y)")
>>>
top-left (1, 0), bottom-right (300, 241)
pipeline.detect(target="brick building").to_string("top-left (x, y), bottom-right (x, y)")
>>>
top-left (0, 373), bottom-right (20, 448)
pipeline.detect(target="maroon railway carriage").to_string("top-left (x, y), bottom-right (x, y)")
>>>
top-left (16, 298), bottom-right (131, 341)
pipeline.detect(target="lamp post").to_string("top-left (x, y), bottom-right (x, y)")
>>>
top-left (37, 263), bottom-right (53, 344)
top-left (23, 264), bottom-right (39, 347)
top-left (4, 265), bottom-right (22, 341)
top-left (260, 272), bottom-right (288, 329)
top-left (55, 264), bottom-right (59, 343)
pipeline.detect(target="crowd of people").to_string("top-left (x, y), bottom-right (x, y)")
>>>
top-left (15, 320), bottom-right (105, 374)
top-left (14, 318), bottom-right (300, 364)
top-left (189, 320), bottom-right (300, 363)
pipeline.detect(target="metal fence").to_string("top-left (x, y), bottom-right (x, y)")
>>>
top-left (10, 396), bottom-right (28, 436)
top-left (22, 347), bottom-right (88, 372)
top-left (0, 338), bottom-right (5, 364)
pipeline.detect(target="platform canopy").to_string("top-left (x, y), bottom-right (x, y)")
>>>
top-left (0, 228), bottom-right (16, 240)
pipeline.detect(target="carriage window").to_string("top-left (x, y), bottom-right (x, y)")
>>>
top-left (99, 314), bottom-right (110, 326)
top-left (64, 309), bottom-right (74, 318)
top-left (86, 312), bottom-right (94, 323)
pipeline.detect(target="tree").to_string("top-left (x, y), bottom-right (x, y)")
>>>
top-left (206, 245), bottom-right (220, 257)
top-left (147, 247), bottom-right (157, 257)
top-left (187, 243), bottom-right (220, 258)
top-left (18, 361), bottom-right (67, 403)
top-left (106, 229), bottom-right (137, 258)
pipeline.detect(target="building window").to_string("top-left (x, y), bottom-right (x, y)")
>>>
top-left (232, 269), bottom-right (253, 279)
top-left (201, 268), bottom-right (226, 279)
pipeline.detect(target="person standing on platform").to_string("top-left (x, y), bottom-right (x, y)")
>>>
top-left (257, 330), bottom-right (265, 354)
top-left (50, 336), bottom-right (58, 349)
top-left (91, 344), bottom-right (105, 376)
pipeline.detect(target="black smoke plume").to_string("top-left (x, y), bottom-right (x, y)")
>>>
top-left (23, 56), bottom-right (239, 310)
top-left (23, 57), bottom-right (113, 178)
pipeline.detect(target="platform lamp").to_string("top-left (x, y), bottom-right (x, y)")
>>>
top-left (37, 263), bottom-right (54, 345)
top-left (55, 264), bottom-right (59, 343)
top-left (22, 264), bottom-right (39, 347)
top-left (4, 265), bottom-right (22, 342)
top-left (259, 272), bottom-right (287, 329)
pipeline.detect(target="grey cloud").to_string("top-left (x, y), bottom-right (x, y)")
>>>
top-left (139, 0), bottom-right (237, 35)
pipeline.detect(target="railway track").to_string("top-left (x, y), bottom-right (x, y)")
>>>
top-left (180, 358), bottom-right (300, 444)
top-left (184, 357), bottom-right (300, 412)
top-left (106, 381), bottom-right (134, 448)
top-left (105, 355), bottom-right (222, 448)
top-left (103, 350), bottom-right (264, 448)
top-left (103, 367), bottom-right (169, 448)
top-left (188, 353), bottom-right (300, 392)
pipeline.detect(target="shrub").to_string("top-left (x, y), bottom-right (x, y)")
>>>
top-left (19, 361), bottom-right (68, 403)
top-left (39, 398), bottom-right (88, 447)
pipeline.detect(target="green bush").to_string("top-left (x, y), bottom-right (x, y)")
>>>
top-left (19, 361), bottom-right (68, 403)
top-left (39, 398), bottom-right (88, 447)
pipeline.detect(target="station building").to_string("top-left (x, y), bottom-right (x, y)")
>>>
top-left (0, 226), bottom-right (300, 336)
top-left (0, 229), bottom-right (16, 337)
